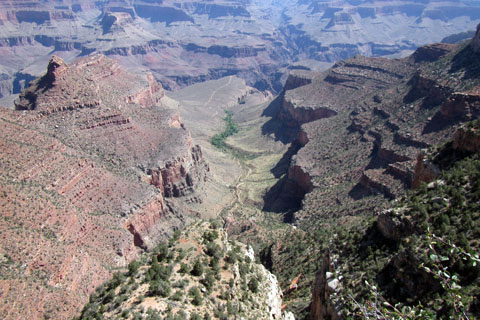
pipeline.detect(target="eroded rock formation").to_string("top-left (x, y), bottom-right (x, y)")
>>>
top-left (266, 28), bottom-right (480, 226)
top-left (0, 1), bottom-right (479, 102)
top-left (0, 54), bottom-right (208, 320)
top-left (310, 252), bottom-right (340, 320)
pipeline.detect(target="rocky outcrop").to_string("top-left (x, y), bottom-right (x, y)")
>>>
top-left (412, 151), bottom-right (441, 189)
top-left (278, 97), bottom-right (337, 128)
top-left (310, 252), bottom-right (340, 320)
top-left (359, 169), bottom-right (398, 199)
top-left (149, 145), bottom-right (209, 198)
top-left (436, 92), bottom-right (480, 122)
top-left (283, 71), bottom-right (315, 91)
top-left (453, 125), bottom-right (480, 153)
top-left (16, 55), bottom-right (166, 113)
top-left (376, 210), bottom-right (414, 241)
top-left (404, 71), bottom-right (452, 106)
top-left (472, 23), bottom-right (480, 54)
top-left (288, 164), bottom-right (314, 195)
top-left (424, 92), bottom-right (480, 133)
top-left (411, 43), bottom-right (456, 63)
top-left (125, 73), bottom-right (165, 106)
top-left (325, 12), bottom-right (354, 29)
top-left (101, 12), bottom-right (133, 34)
top-left (0, 35), bottom-right (36, 47)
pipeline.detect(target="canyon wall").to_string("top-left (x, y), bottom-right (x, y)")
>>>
top-left (265, 26), bottom-right (480, 226)
top-left (1, 0), bottom-right (479, 104)
top-left (0, 54), bottom-right (208, 320)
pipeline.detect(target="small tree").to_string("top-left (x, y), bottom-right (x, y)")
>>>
top-left (248, 278), bottom-right (259, 293)
top-left (191, 259), bottom-right (204, 277)
top-left (149, 280), bottom-right (171, 297)
top-left (128, 260), bottom-right (140, 276)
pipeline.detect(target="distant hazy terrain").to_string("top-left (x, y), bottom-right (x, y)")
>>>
top-left (0, 0), bottom-right (479, 106)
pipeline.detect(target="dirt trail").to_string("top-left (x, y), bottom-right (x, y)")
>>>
top-left (234, 164), bottom-right (252, 203)
top-left (222, 156), bottom-right (255, 219)
top-left (203, 76), bottom-right (233, 107)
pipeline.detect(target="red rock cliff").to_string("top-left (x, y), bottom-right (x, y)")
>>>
top-left (1, 54), bottom-right (209, 320)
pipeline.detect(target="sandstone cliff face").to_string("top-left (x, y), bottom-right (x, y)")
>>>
top-left (0, 55), bottom-right (208, 320)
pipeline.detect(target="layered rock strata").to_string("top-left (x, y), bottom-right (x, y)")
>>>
top-left (0, 54), bottom-right (208, 320)
top-left (0, 0), bottom-right (479, 102)
top-left (266, 30), bottom-right (480, 224)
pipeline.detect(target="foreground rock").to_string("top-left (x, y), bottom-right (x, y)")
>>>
top-left (0, 55), bottom-right (208, 319)
top-left (78, 221), bottom-right (294, 320)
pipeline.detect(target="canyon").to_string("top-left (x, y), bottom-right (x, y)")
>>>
top-left (0, 0), bottom-right (479, 107)
top-left (0, 1), bottom-right (479, 319)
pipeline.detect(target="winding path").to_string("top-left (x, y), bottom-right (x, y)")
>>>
top-left (203, 76), bottom-right (233, 107)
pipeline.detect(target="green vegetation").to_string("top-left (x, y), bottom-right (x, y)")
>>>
top-left (330, 131), bottom-right (480, 318)
top-left (248, 277), bottom-right (259, 293)
top-left (190, 259), bottom-right (204, 277)
top-left (210, 110), bottom-right (238, 149)
top-left (244, 121), bottom-right (480, 319)
top-left (76, 221), bottom-right (273, 320)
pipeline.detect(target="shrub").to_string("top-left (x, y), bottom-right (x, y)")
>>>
top-left (171, 290), bottom-right (183, 302)
top-left (149, 280), bottom-right (171, 297)
top-left (203, 230), bottom-right (219, 243)
top-left (201, 273), bottom-right (215, 292)
top-left (225, 251), bottom-right (238, 264)
top-left (154, 242), bottom-right (169, 262)
top-left (190, 313), bottom-right (202, 320)
top-left (127, 260), bottom-right (141, 276)
top-left (248, 278), bottom-right (259, 293)
top-left (205, 242), bottom-right (223, 259)
top-left (179, 262), bottom-right (189, 274)
top-left (191, 259), bottom-right (204, 277)
top-left (189, 287), bottom-right (203, 306)
top-left (174, 310), bottom-right (187, 320)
